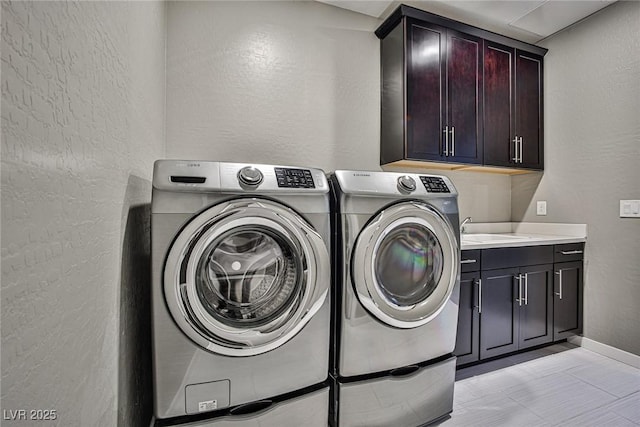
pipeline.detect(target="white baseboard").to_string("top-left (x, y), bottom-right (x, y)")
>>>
top-left (568, 336), bottom-right (640, 369)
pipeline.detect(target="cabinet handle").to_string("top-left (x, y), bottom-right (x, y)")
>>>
top-left (519, 136), bottom-right (524, 163)
top-left (443, 126), bottom-right (449, 156)
top-left (560, 250), bottom-right (583, 255)
top-left (477, 278), bottom-right (482, 314)
top-left (512, 136), bottom-right (519, 163)
top-left (450, 126), bottom-right (455, 156)
top-left (461, 259), bottom-right (477, 264)
top-left (516, 274), bottom-right (522, 306)
top-left (555, 270), bottom-right (563, 299)
top-left (524, 273), bottom-right (529, 305)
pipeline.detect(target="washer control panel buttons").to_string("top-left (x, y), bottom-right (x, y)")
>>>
top-left (397, 175), bottom-right (417, 193)
top-left (237, 166), bottom-right (264, 186)
top-left (420, 176), bottom-right (450, 193)
top-left (275, 168), bottom-right (315, 188)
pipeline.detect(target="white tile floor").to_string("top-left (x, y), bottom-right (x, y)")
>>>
top-left (437, 343), bottom-right (640, 426)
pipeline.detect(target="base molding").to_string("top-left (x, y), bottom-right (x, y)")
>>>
top-left (568, 336), bottom-right (640, 369)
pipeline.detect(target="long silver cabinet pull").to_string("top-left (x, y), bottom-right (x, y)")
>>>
top-left (461, 259), bottom-right (477, 264)
top-left (519, 136), bottom-right (524, 163)
top-left (450, 126), bottom-right (455, 156)
top-left (478, 278), bottom-right (482, 314)
top-left (555, 270), bottom-right (563, 299)
top-left (443, 126), bottom-right (449, 156)
top-left (561, 250), bottom-right (583, 255)
top-left (516, 274), bottom-right (522, 306)
top-left (512, 136), bottom-right (519, 162)
top-left (524, 273), bottom-right (529, 305)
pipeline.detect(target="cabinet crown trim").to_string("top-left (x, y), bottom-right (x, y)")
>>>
top-left (376, 4), bottom-right (548, 57)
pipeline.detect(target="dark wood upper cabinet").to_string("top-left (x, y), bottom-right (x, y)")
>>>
top-left (483, 41), bottom-right (544, 170)
top-left (377, 5), bottom-right (546, 173)
top-left (405, 19), bottom-right (446, 161)
top-left (516, 51), bottom-right (544, 169)
top-left (388, 18), bottom-right (482, 165)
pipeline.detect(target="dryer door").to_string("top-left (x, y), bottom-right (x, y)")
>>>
top-left (164, 198), bottom-right (329, 356)
top-left (352, 201), bottom-right (459, 329)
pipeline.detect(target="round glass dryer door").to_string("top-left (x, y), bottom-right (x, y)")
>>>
top-left (352, 201), bottom-right (459, 328)
top-left (164, 198), bottom-right (329, 356)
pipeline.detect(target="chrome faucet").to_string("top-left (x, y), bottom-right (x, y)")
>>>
top-left (460, 217), bottom-right (472, 234)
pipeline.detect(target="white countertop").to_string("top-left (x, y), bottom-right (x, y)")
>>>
top-left (460, 222), bottom-right (587, 250)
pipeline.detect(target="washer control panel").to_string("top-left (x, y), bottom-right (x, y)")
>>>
top-left (275, 167), bottom-right (316, 189)
top-left (420, 176), bottom-right (450, 193)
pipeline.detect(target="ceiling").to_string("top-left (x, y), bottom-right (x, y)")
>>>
top-left (316, 0), bottom-right (616, 44)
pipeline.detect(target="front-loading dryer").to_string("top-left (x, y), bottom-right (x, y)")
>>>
top-left (151, 160), bottom-right (331, 423)
top-left (329, 170), bottom-right (460, 427)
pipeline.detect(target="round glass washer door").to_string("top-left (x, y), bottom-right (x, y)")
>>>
top-left (352, 201), bottom-right (459, 329)
top-left (164, 198), bottom-right (329, 356)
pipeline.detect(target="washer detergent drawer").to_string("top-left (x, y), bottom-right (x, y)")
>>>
top-left (337, 357), bottom-right (455, 427)
top-left (177, 387), bottom-right (329, 427)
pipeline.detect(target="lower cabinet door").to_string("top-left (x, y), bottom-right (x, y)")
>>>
top-left (553, 261), bottom-right (583, 341)
top-left (479, 268), bottom-right (519, 359)
top-left (454, 272), bottom-right (480, 365)
top-left (518, 264), bottom-right (553, 349)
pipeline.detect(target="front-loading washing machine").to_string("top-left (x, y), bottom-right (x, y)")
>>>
top-left (329, 170), bottom-right (461, 427)
top-left (151, 160), bottom-right (331, 424)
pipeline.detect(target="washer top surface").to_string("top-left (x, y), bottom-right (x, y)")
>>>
top-left (333, 170), bottom-right (457, 198)
top-left (153, 160), bottom-right (329, 194)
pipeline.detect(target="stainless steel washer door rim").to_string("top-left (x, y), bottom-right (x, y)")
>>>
top-left (352, 202), bottom-right (459, 329)
top-left (164, 198), bottom-right (329, 356)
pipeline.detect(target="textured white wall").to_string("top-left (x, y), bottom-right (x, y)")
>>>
top-left (166, 0), bottom-right (511, 222)
top-left (512, 1), bottom-right (640, 355)
top-left (1, 2), bottom-right (165, 426)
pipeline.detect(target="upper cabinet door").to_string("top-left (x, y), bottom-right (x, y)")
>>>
top-left (483, 43), bottom-right (544, 170)
top-left (483, 42), bottom-right (515, 168)
top-left (516, 51), bottom-right (544, 169)
top-left (446, 30), bottom-right (483, 165)
top-left (405, 20), bottom-right (482, 164)
top-left (406, 19), bottom-right (446, 161)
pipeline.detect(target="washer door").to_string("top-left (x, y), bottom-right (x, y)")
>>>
top-left (164, 198), bottom-right (329, 356)
top-left (352, 201), bottom-right (459, 329)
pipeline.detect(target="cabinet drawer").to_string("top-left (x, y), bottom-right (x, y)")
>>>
top-left (482, 245), bottom-right (553, 270)
top-left (461, 250), bottom-right (481, 272)
top-left (554, 243), bottom-right (585, 262)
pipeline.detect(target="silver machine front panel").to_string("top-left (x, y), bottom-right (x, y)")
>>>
top-left (331, 170), bottom-right (461, 377)
top-left (336, 357), bottom-right (456, 427)
top-left (151, 160), bottom-right (331, 419)
top-left (170, 387), bottom-right (329, 427)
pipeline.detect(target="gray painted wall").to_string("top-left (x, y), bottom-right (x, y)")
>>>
top-left (165, 0), bottom-right (512, 223)
top-left (512, 1), bottom-right (640, 356)
top-left (1, 2), bottom-right (165, 425)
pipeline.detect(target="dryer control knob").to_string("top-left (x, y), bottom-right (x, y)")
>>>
top-left (397, 175), bottom-right (416, 193)
top-left (238, 166), bottom-right (264, 186)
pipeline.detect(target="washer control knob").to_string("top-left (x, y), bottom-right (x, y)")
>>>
top-left (238, 166), bottom-right (263, 187)
top-left (397, 175), bottom-right (416, 193)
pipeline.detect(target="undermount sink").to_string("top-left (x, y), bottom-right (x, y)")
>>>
top-left (461, 233), bottom-right (531, 242)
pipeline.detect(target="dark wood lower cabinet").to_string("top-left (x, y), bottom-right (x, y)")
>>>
top-left (478, 264), bottom-right (553, 360)
top-left (518, 264), bottom-right (553, 349)
top-left (553, 261), bottom-right (583, 341)
top-left (479, 268), bottom-right (519, 359)
top-left (454, 272), bottom-right (480, 365)
top-left (456, 244), bottom-right (583, 368)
